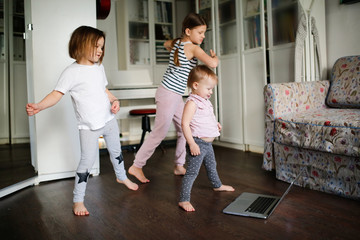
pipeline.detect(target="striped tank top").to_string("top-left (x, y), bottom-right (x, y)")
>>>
top-left (161, 40), bottom-right (198, 95)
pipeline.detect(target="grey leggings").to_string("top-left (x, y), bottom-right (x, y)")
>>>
top-left (73, 118), bottom-right (127, 203)
top-left (179, 137), bottom-right (222, 202)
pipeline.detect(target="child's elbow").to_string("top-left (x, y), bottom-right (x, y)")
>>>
top-left (210, 63), bottom-right (218, 68)
top-left (208, 61), bottom-right (218, 68)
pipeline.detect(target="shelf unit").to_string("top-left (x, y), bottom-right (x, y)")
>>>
top-left (239, 0), bottom-right (299, 147)
top-left (239, 0), bottom-right (325, 149)
top-left (0, 0), bottom-right (28, 144)
top-left (218, 0), bottom-right (237, 55)
top-left (266, 0), bottom-right (298, 85)
top-left (194, 0), bottom-right (317, 149)
top-left (271, 0), bottom-right (297, 46)
top-left (239, 0), bottom-right (267, 148)
top-left (198, 0), bottom-right (214, 55)
top-left (126, 0), bottom-right (150, 66)
top-left (154, 0), bottom-right (173, 64)
top-left (116, 0), bottom-right (175, 85)
top-left (197, 0), bottom-right (243, 145)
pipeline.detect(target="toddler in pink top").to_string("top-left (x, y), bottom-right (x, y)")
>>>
top-left (186, 93), bottom-right (220, 139)
top-left (179, 65), bottom-right (235, 212)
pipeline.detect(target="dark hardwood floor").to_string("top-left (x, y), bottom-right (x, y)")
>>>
top-left (0, 145), bottom-right (359, 240)
top-left (0, 143), bottom-right (35, 189)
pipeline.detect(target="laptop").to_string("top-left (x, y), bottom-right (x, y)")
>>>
top-left (223, 167), bottom-right (305, 219)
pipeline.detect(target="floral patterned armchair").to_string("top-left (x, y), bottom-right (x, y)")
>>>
top-left (263, 55), bottom-right (360, 199)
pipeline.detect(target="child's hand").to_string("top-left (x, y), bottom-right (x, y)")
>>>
top-left (26, 103), bottom-right (41, 116)
top-left (111, 100), bottom-right (120, 114)
top-left (189, 143), bottom-right (200, 156)
top-left (217, 122), bottom-right (222, 132)
top-left (210, 49), bottom-right (217, 58)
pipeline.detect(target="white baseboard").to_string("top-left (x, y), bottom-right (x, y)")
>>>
top-left (248, 145), bottom-right (264, 154)
top-left (37, 167), bottom-right (100, 183)
top-left (0, 167), bottom-right (100, 199)
top-left (213, 141), bottom-right (264, 154)
top-left (213, 141), bottom-right (245, 151)
top-left (0, 177), bottom-right (37, 198)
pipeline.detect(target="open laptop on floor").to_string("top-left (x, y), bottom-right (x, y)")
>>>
top-left (223, 167), bottom-right (306, 219)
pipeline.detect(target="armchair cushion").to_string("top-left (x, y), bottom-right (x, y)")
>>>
top-left (326, 55), bottom-right (360, 108)
top-left (275, 108), bottom-right (360, 157)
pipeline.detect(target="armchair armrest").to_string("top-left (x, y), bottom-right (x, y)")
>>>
top-left (262, 80), bottom-right (330, 170)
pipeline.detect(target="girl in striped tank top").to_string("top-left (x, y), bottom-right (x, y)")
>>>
top-left (129, 13), bottom-right (219, 183)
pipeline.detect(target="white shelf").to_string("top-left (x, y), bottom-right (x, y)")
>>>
top-left (243, 12), bottom-right (261, 19)
top-left (129, 38), bottom-right (150, 41)
top-left (219, 19), bottom-right (236, 27)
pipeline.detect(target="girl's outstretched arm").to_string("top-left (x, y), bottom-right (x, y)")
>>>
top-left (26, 90), bottom-right (64, 116)
top-left (186, 44), bottom-right (219, 68)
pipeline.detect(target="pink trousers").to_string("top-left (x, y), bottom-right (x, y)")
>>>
top-left (133, 85), bottom-right (186, 168)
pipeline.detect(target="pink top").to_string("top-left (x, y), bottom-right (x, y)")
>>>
top-left (186, 94), bottom-right (220, 138)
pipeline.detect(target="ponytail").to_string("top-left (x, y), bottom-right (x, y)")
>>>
top-left (171, 38), bottom-right (181, 66)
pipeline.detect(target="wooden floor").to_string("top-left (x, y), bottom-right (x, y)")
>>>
top-left (0, 143), bottom-right (35, 189)
top-left (0, 145), bottom-right (359, 239)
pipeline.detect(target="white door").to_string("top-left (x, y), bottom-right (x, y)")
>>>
top-left (1, 0), bottom-right (98, 198)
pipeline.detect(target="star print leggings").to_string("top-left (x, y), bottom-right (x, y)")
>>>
top-left (73, 118), bottom-right (127, 203)
top-left (179, 137), bottom-right (222, 202)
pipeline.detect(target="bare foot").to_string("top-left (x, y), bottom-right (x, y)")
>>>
top-left (179, 201), bottom-right (195, 212)
top-left (117, 178), bottom-right (139, 191)
top-left (73, 202), bottom-right (90, 216)
top-left (213, 185), bottom-right (235, 192)
top-left (129, 165), bottom-right (150, 183)
top-left (174, 165), bottom-right (186, 176)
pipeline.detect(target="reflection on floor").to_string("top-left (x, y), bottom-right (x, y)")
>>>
top-left (0, 143), bottom-right (35, 189)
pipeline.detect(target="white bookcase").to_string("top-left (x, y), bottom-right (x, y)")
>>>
top-left (267, 0), bottom-right (298, 84)
top-left (240, 0), bottom-right (300, 148)
top-left (239, 0), bottom-right (268, 148)
top-left (116, 0), bottom-right (176, 85)
top-left (196, 0), bottom-right (244, 146)
top-left (194, 0), bottom-right (326, 151)
top-left (216, 0), bottom-right (243, 145)
top-left (0, 0), bottom-right (28, 144)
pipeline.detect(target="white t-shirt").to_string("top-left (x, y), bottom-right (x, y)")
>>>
top-left (55, 62), bottom-right (114, 130)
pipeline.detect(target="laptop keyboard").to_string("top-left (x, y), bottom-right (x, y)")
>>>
top-left (245, 197), bottom-right (277, 214)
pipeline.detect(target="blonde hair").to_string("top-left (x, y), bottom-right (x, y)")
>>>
top-left (187, 65), bottom-right (218, 90)
top-left (68, 26), bottom-right (106, 64)
top-left (172, 13), bottom-right (206, 66)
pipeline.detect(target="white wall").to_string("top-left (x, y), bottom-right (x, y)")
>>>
top-left (27, 0), bottom-right (96, 177)
top-left (325, 1), bottom-right (360, 76)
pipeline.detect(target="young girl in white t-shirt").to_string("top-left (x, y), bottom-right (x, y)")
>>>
top-left (26, 26), bottom-right (138, 216)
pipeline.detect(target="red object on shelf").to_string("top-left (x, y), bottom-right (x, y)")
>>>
top-left (97, 0), bottom-right (111, 20)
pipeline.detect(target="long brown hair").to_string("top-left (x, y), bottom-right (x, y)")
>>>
top-left (172, 13), bottom-right (206, 66)
top-left (68, 26), bottom-right (106, 64)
